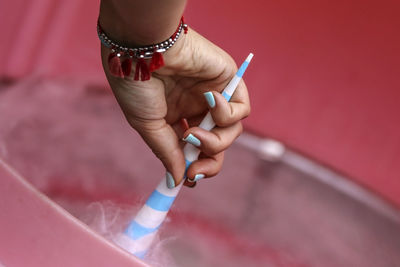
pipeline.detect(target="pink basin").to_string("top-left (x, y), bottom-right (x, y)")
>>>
top-left (0, 79), bottom-right (399, 267)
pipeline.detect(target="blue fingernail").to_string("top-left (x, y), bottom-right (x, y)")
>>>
top-left (166, 172), bottom-right (175, 189)
top-left (188, 174), bottom-right (205, 183)
top-left (183, 133), bottom-right (201, 147)
top-left (204, 92), bottom-right (216, 108)
top-left (193, 174), bottom-right (205, 182)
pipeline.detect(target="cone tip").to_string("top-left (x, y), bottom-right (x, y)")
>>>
top-left (246, 53), bottom-right (254, 62)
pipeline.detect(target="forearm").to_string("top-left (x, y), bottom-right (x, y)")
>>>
top-left (99, 0), bottom-right (187, 46)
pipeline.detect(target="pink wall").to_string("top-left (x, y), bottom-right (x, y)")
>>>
top-left (1, 0), bottom-right (399, 207)
top-left (0, 0), bottom-right (103, 82)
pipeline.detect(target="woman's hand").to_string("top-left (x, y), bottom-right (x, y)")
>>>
top-left (101, 28), bottom-right (250, 188)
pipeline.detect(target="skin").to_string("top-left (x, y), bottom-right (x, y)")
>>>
top-left (99, 1), bottom-right (251, 187)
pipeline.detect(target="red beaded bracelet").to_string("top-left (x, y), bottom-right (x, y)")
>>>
top-left (97, 17), bottom-right (188, 81)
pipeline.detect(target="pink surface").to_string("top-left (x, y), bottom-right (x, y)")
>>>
top-left (0, 80), bottom-right (309, 267)
top-left (1, 79), bottom-right (399, 266)
top-left (1, 0), bottom-right (399, 207)
top-left (0, 159), bottom-right (147, 267)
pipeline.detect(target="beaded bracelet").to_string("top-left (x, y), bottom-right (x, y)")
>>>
top-left (97, 17), bottom-right (188, 81)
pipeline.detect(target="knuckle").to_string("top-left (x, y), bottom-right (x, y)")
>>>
top-left (127, 117), bottom-right (168, 136)
top-left (214, 113), bottom-right (232, 127)
top-left (208, 168), bottom-right (220, 177)
top-left (205, 137), bottom-right (231, 156)
top-left (204, 146), bottom-right (221, 156)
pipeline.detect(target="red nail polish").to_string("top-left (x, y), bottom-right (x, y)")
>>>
top-left (180, 118), bottom-right (189, 132)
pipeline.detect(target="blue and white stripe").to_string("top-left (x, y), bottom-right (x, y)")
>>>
top-left (120, 174), bottom-right (186, 258)
top-left (120, 53), bottom-right (254, 259)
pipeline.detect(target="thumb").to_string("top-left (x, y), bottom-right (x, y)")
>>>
top-left (132, 118), bottom-right (186, 188)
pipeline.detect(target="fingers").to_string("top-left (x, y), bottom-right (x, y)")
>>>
top-left (128, 118), bottom-right (186, 188)
top-left (182, 122), bottom-right (243, 156)
top-left (182, 123), bottom-right (241, 188)
top-left (182, 81), bottom-right (249, 187)
top-left (184, 152), bottom-right (224, 187)
top-left (204, 80), bottom-right (250, 127)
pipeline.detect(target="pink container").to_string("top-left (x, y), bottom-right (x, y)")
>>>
top-left (0, 79), bottom-right (399, 267)
top-left (1, 0), bottom-right (400, 265)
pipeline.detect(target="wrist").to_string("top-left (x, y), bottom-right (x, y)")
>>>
top-left (99, 0), bottom-right (186, 46)
top-left (98, 12), bottom-right (188, 81)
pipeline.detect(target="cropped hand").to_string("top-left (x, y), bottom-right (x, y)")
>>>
top-left (101, 28), bottom-right (250, 188)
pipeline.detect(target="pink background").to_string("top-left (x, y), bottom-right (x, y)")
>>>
top-left (1, 0), bottom-right (399, 207)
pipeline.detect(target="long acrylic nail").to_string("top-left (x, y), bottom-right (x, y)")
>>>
top-left (204, 92), bottom-right (216, 108)
top-left (166, 172), bottom-right (175, 189)
top-left (188, 173), bottom-right (205, 183)
top-left (183, 133), bottom-right (201, 147)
